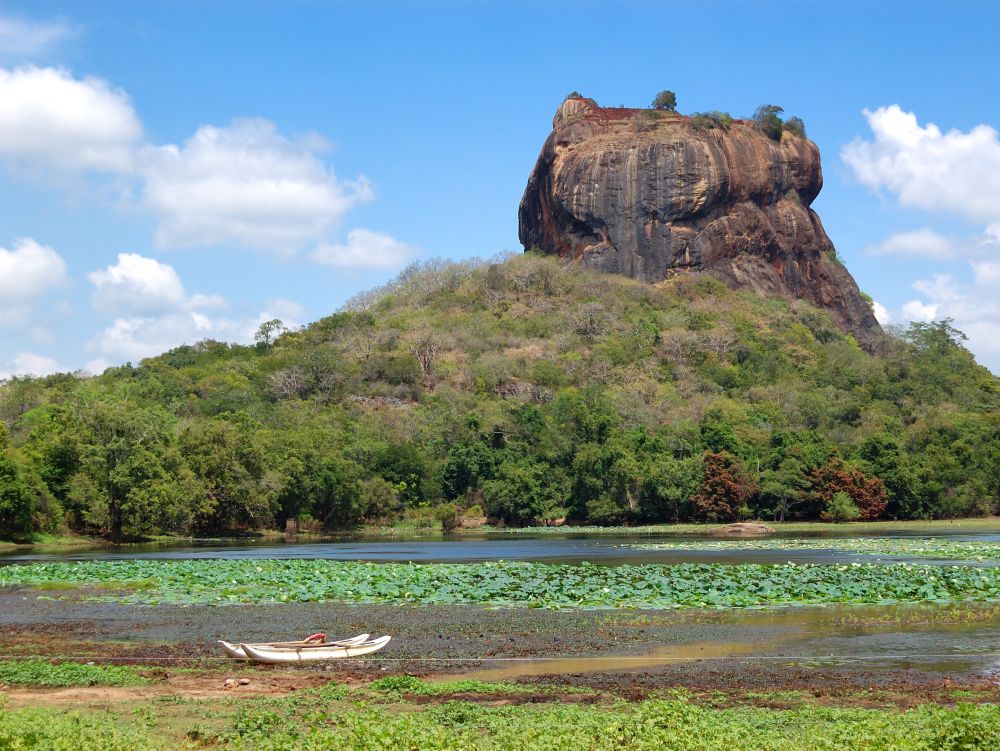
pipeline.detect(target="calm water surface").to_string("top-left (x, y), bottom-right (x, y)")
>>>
top-left (3, 530), bottom-right (999, 565)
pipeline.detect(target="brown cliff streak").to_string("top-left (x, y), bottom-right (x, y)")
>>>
top-left (519, 97), bottom-right (882, 350)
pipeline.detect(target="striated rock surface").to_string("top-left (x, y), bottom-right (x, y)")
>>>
top-left (519, 97), bottom-right (882, 348)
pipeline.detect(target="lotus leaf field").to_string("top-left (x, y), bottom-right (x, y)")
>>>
top-left (626, 537), bottom-right (1000, 560)
top-left (4, 559), bottom-right (1000, 609)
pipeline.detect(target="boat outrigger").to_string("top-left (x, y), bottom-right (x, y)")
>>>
top-left (219, 633), bottom-right (391, 663)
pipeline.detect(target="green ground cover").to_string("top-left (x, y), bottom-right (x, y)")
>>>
top-left (0, 659), bottom-right (149, 687)
top-left (626, 537), bottom-right (1000, 560)
top-left (482, 518), bottom-right (1000, 535)
top-left (1, 692), bottom-right (998, 750)
top-left (3, 559), bottom-right (1000, 609)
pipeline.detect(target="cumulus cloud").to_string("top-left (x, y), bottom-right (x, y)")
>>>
top-left (85, 253), bottom-right (308, 366)
top-left (140, 119), bottom-right (374, 251)
top-left (0, 238), bottom-right (67, 325)
top-left (311, 228), bottom-right (418, 269)
top-left (867, 228), bottom-right (957, 260)
top-left (89, 253), bottom-right (186, 315)
top-left (88, 300), bottom-right (307, 366)
top-left (0, 14), bottom-right (75, 58)
top-left (0, 66), bottom-right (141, 172)
top-left (0, 66), bottom-right (416, 264)
top-left (845, 106), bottom-right (1000, 372)
top-left (894, 267), bottom-right (1000, 371)
top-left (871, 301), bottom-right (891, 325)
top-left (0, 351), bottom-right (62, 380)
top-left (843, 105), bottom-right (1000, 224)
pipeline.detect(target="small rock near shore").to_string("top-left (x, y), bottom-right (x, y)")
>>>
top-left (709, 522), bottom-right (776, 537)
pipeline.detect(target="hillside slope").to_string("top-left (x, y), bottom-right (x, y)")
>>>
top-left (1, 255), bottom-right (998, 539)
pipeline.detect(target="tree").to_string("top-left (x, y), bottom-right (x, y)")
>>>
top-left (69, 403), bottom-right (184, 540)
top-left (858, 434), bottom-right (920, 519)
top-left (179, 415), bottom-right (275, 532)
top-left (0, 451), bottom-right (46, 538)
top-left (651, 90), bottom-right (677, 111)
top-left (752, 104), bottom-right (784, 141)
top-left (481, 458), bottom-right (567, 525)
top-left (254, 319), bottom-right (287, 348)
top-left (442, 442), bottom-right (497, 499)
top-left (809, 458), bottom-right (888, 521)
top-left (639, 454), bottom-right (702, 522)
top-left (691, 452), bottom-right (757, 523)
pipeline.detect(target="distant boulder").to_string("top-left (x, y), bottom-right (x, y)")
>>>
top-left (708, 522), bottom-right (776, 537)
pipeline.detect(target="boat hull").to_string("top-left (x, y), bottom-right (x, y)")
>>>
top-left (220, 633), bottom-right (370, 659)
top-left (239, 635), bottom-right (391, 663)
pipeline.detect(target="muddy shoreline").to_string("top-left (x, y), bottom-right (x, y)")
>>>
top-left (3, 587), bottom-right (1000, 706)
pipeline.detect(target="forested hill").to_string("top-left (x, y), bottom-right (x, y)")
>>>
top-left (2, 255), bottom-right (998, 540)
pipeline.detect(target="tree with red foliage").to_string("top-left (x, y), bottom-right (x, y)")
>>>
top-left (809, 458), bottom-right (888, 521)
top-left (692, 451), bottom-right (758, 522)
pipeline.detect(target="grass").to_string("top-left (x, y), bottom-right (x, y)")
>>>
top-left (1, 690), bottom-right (998, 750)
top-left (0, 659), bottom-right (150, 687)
top-left (366, 675), bottom-right (592, 697)
top-left (4, 558), bottom-right (1000, 609)
top-left (626, 536), bottom-right (1000, 560)
top-left (481, 517), bottom-right (1000, 536)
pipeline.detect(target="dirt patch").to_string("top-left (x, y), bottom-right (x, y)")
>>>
top-left (1, 670), bottom-right (336, 709)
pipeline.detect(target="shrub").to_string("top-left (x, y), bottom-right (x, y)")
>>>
top-left (691, 111), bottom-right (734, 132)
top-left (823, 491), bottom-right (861, 523)
top-left (435, 502), bottom-right (460, 532)
top-left (783, 115), bottom-right (807, 138)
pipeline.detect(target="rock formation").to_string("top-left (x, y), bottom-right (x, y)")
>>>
top-left (519, 97), bottom-right (882, 349)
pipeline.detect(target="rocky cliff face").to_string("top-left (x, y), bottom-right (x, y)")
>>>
top-left (519, 97), bottom-right (882, 349)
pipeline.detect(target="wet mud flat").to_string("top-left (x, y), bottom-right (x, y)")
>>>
top-left (3, 587), bottom-right (1000, 706)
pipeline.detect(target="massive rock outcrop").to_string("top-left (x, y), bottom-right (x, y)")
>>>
top-left (519, 97), bottom-right (882, 349)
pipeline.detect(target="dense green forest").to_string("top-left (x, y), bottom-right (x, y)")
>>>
top-left (1, 255), bottom-right (998, 540)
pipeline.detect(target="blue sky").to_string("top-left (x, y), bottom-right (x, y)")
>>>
top-left (1, 0), bottom-right (999, 375)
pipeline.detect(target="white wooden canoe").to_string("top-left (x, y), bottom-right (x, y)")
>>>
top-left (239, 635), bottom-right (391, 663)
top-left (220, 633), bottom-right (370, 659)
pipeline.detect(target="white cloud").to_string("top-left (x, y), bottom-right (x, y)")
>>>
top-left (867, 228), bottom-right (955, 260)
top-left (0, 67), bottom-right (415, 262)
top-left (0, 66), bottom-right (142, 172)
top-left (871, 301), bottom-right (891, 325)
top-left (88, 300), bottom-right (307, 366)
top-left (89, 312), bottom-right (219, 364)
top-left (0, 351), bottom-right (62, 380)
top-left (901, 299), bottom-right (939, 323)
top-left (843, 105), bottom-right (1000, 224)
top-left (0, 238), bottom-right (67, 325)
top-left (85, 254), bottom-right (310, 366)
top-left (0, 15), bottom-right (75, 58)
top-left (311, 228), bottom-right (418, 269)
top-left (140, 119), bottom-right (373, 251)
top-left (896, 268), bottom-right (1000, 371)
top-left (245, 298), bottom-right (308, 340)
top-left (845, 106), bottom-right (1000, 372)
top-left (89, 253), bottom-right (186, 315)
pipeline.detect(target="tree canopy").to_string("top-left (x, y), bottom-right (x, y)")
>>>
top-left (2, 256), bottom-right (998, 538)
